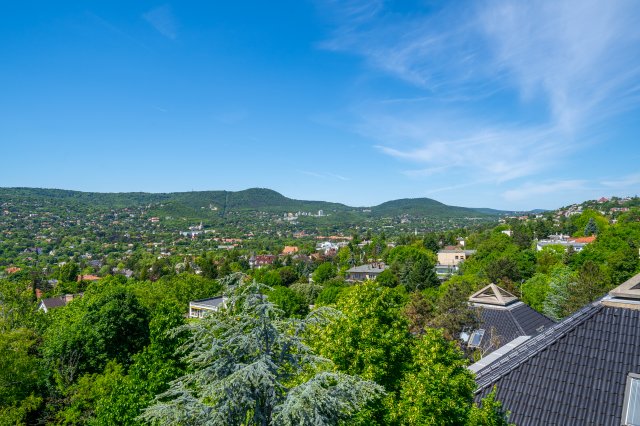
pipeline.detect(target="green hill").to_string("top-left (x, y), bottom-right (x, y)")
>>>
top-left (371, 198), bottom-right (489, 218)
top-left (0, 187), bottom-right (511, 219)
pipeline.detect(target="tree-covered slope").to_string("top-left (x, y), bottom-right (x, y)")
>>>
top-left (371, 198), bottom-right (492, 218)
top-left (0, 187), bottom-right (507, 219)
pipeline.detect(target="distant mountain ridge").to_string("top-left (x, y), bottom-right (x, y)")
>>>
top-left (0, 187), bottom-right (533, 219)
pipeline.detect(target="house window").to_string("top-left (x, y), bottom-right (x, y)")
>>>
top-left (468, 329), bottom-right (485, 348)
top-left (623, 373), bottom-right (640, 425)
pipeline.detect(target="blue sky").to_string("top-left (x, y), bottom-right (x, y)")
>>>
top-left (2, 0), bottom-right (640, 210)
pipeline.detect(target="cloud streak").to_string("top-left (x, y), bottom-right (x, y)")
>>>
top-left (601, 174), bottom-right (640, 190)
top-left (298, 170), bottom-right (350, 181)
top-left (318, 0), bottom-right (640, 189)
top-left (143, 5), bottom-right (178, 39)
top-left (502, 180), bottom-right (588, 202)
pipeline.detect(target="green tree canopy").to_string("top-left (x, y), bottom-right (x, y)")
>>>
top-left (42, 283), bottom-right (150, 385)
top-left (310, 282), bottom-right (411, 392)
top-left (312, 262), bottom-right (337, 284)
top-left (141, 280), bottom-right (383, 425)
top-left (267, 285), bottom-right (308, 317)
top-left (392, 329), bottom-right (476, 425)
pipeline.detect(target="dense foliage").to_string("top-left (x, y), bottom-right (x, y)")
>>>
top-left (2, 191), bottom-right (640, 424)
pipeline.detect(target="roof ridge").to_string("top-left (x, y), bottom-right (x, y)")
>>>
top-left (507, 307), bottom-right (526, 336)
top-left (474, 301), bottom-right (603, 392)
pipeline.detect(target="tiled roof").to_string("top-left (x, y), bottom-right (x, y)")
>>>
top-left (472, 301), bottom-right (555, 356)
top-left (474, 300), bottom-right (640, 425)
top-left (77, 274), bottom-right (100, 282)
top-left (569, 236), bottom-right (597, 244)
top-left (467, 285), bottom-right (554, 357)
top-left (281, 246), bottom-right (299, 255)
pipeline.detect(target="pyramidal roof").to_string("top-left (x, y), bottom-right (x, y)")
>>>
top-left (603, 272), bottom-right (640, 309)
top-left (469, 283), bottom-right (519, 306)
top-left (608, 273), bottom-right (640, 300)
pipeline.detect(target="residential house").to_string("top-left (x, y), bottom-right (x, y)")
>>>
top-left (292, 253), bottom-right (312, 264)
top-left (316, 241), bottom-right (348, 255)
top-left (38, 293), bottom-right (82, 313)
top-left (113, 268), bottom-right (134, 278)
top-left (281, 246), bottom-right (299, 256)
top-left (77, 274), bottom-right (100, 282)
top-left (435, 264), bottom-right (459, 280)
top-left (189, 296), bottom-right (227, 318)
top-left (345, 263), bottom-right (387, 282)
top-left (472, 272), bottom-right (640, 425)
top-left (437, 247), bottom-right (476, 267)
top-left (465, 284), bottom-right (554, 358)
top-left (535, 234), bottom-right (596, 252)
top-left (249, 255), bottom-right (276, 269)
top-left (88, 259), bottom-right (103, 269)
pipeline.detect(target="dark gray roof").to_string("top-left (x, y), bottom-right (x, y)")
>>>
top-left (39, 296), bottom-right (67, 309)
top-left (190, 296), bottom-right (226, 309)
top-left (473, 302), bottom-right (555, 354)
top-left (474, 302), bottom-right (640, 425)
top-left (345, 263), bottom-right (387, 274)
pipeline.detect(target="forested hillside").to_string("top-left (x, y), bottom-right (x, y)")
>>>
top-left (0, 187), bottom-right (508, 219)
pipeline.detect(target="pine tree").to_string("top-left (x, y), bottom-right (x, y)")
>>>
top-left (543, 266), bottom-right (576, 321)
top-left (140, 276), bottom-right (383, 425)
top-left (584, 217), bottom-right (598, 236)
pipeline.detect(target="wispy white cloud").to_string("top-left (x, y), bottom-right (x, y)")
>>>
top-left (298, 170), bottom-right (350, 181)
top-left (424, 180), bottom-right (488, 196)
top-left (327, 173), bottom-right (349, 181)
top-left (478, 0), bottom-right (640, 132)
top-left (317, 0), bottom-right (640, 187)
top-left (143, 5), bottom-right (178, 39)
top-left (601, 174), bottom-right (640, 189)
top-left (363, 110), bottom-right (568, 183)
top-left (502, 180), bottom-right (588, 202)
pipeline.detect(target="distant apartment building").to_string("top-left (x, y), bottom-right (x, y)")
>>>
top-left (437, 247), bottom-right (476, 267)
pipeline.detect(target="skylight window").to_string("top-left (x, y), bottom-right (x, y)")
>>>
top-left (468, 329), bottom-right (485, 348)
top-left (623, 373), bottom-right (640, 426)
